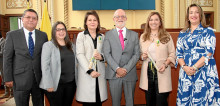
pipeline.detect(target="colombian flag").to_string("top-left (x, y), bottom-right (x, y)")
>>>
top-left (27, 0), bottom-right (30, 9)
top-left (40, 2), bottom-right (52, 40)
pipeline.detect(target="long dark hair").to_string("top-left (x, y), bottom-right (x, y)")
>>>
top-left (142, 12), bottom-right (170, 44)
top-left (84, 10), bottom-right (100, 33)
top-left (51, 21), bottom-right (73, 52)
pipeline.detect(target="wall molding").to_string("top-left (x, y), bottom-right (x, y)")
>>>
top-left (161, 0), bottom-right (164, 21)
top-left (36, 0), bottom-right (40, 28)
top-left (64, 0), bottom-right (68, 29)
top-left (174, 0), bottom-right (179, 28)
top-left (218, 0), bottom-right (220, 31)
top-left (186, 0), bottom-right (190, 8)
top-left (50, 0), bottom-right (54, 26)
top-left (191, 0), bottom-right (213, 7)
top-left (6, 0), bottom-right (33, 9)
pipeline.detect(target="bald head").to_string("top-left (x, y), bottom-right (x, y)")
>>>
top-left (114, 9), bottom-right (126, 18)
top-left (113, 9), bottom-right (127, 29)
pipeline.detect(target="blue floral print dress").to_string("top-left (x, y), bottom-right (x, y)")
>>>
top-left (176, 24), bottom-right (220, 106)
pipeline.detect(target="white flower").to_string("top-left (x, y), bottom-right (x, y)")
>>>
top-left (182, 79), bottom-right (191, 92)
top-left (195, 79), bottom-right (205, 93)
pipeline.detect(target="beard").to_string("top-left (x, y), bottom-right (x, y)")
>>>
top-left (115, 21), bottom-right (126, 28)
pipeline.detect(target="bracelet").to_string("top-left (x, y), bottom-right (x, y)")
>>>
top-left (181, 64), bottom-right (186, 69)
top-left (193, 65), bottom-right (198, 70)
top-left (163, 63), bottom-right (168, 68)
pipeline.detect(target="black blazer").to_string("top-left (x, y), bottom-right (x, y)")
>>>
top-left (3, 28), bottom-right (48, 90)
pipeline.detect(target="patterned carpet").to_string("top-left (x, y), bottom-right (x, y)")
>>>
top-left (0, 98), bottom-right (15, 106)
top-left (0, 94), bottom-right (6, 104)
top-left (0, 92), bottom-right (15, 106)
top-left (0, 91), bottom-right (145, 106)
top-left (0, 97), bottom-right (33, 106)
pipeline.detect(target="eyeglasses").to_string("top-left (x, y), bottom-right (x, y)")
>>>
top-left (56, 28), bottom-right (66, 32)
top-left (23, 16), bottom-right (38, 20)
top-left (114, 15), bottom-right (126, 19)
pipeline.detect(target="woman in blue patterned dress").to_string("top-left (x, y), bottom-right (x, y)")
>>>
top-left (176, 4), bottom-right (220, 105)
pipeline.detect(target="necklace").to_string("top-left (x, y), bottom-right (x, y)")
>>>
top-left (150, 33), bottom-right (158, 37)
top-left (150, 33), bottom-right (160, 46)
top-left (150, 33), bottom-right (158, 42)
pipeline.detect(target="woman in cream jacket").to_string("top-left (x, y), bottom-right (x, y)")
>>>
top-left (76, 11), bottom-right (107, 106)
top-left (139, 12), bottom-right (176, 106)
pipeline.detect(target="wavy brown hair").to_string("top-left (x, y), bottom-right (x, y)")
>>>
top-left (51, 21), bottom-right (73, 52)
top-left (182, 4), bottom-right (208, 32)
top-left (142, 12), bottom-right (170, 44)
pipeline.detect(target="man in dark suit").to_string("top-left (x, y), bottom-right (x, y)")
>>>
top-left (103, 9), bottom-right (140, 106)
top-left (3, 9), bottom-right (48, 106)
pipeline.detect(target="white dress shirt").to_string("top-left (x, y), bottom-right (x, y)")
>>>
top-left (116, 27), bottom-right (127, 44)
top-left (23, 27), bottom-right (36, 48)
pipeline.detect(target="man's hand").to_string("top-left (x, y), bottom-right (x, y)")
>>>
top-left (5, 81), bottom-right (13, 87)
top-left (116, 68), bottom-right (127, 78)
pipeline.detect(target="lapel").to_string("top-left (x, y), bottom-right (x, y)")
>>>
top-left (85, 33), bottom-right (95, 51)
top-left (96, 34), bottom-right (104, 52)
top-left (72, 44), bottom-right (76, 55)
top-left (33, 29), bottom-right (40, 58)
top-left (50, 40), bottom-right (60, 63)
top-left (124, 28), bottom-right (130, 51)
top-left (112, 29), bottom-right (122, 50)
top-left (19, 28), bottom-right (30, 55)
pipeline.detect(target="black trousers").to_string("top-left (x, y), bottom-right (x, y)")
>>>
top-left (44, 81), bottom-right (76, 106)
top-left (13, 78), bottom-right (44, 106)
top-left (145, 62), bottom-right (169, 106)
top-left (83, 78), bottom-right (102, 106)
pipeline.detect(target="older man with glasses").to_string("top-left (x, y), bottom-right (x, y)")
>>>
top-left (103, 9), bottom-right (140, 106)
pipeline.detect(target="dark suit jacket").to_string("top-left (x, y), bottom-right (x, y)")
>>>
top-left (3, 28), bottom-right (48, 90)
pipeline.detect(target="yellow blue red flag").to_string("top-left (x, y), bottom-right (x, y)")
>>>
top-left (40, 3), bottom-right (52, 40)
top-left (27, 0), bottom-right (30, 9)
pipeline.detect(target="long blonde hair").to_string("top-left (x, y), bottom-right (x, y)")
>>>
top-left (142, 12), bottom-right (170, 44)
top-left (182, 4), bottom-right (208, 32)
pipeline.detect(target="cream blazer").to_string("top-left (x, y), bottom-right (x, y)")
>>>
top-left (76, 31), bottom-right (107, 102)
top-left (139, 34), bottom-right (176, 93)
